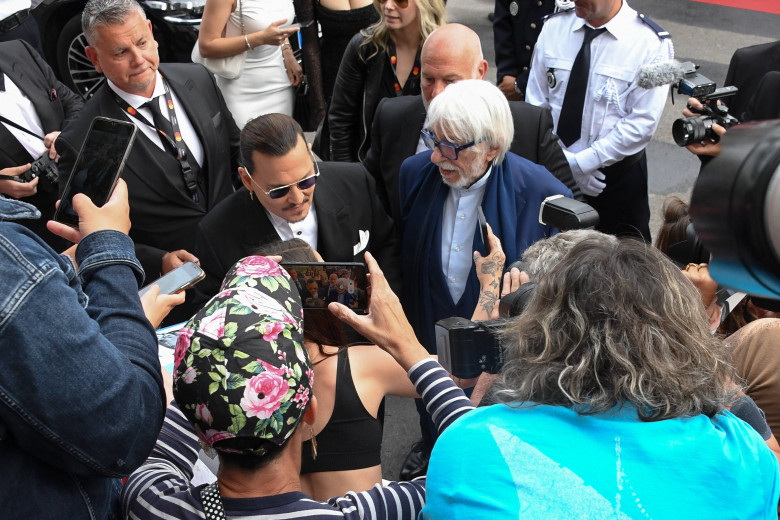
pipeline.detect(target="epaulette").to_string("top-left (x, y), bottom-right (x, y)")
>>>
top-left (637, 13), bottom-right (671, 39)
top-left (542, 7), bottom-right (574, 23)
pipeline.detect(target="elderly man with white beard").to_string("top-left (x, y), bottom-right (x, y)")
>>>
top-left (399, 79), bottom-right (570, 356)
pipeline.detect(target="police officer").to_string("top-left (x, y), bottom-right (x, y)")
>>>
top-left (493, 0), bottom-right (558, 101)
top-left (526, 0), bottom-right (672, 242)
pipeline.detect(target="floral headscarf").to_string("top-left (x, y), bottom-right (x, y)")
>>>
top-left (173, 256), bottom-right (313, 454)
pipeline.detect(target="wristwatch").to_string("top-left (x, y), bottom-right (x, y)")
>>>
top-left (514, 79), bottom-right (525, 100)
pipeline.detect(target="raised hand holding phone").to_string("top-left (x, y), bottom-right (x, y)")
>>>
top-left (46, 178), bottom-right (131, 244)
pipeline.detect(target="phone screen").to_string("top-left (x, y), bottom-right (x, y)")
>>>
top-left (54, 117), bottom-right (137, 227)
top-left (477, 206), bottom-right (488, 250)
top-left (138, 262), bottom-right (205, 297)
top-left (281, 262), bottom-right (369, 314)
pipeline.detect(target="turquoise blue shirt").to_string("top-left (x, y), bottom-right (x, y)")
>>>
top-left (422, 403), bottom-right (779, 519)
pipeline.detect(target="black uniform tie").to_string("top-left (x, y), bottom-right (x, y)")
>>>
top-left (557, 26), bottom-right (607, 147)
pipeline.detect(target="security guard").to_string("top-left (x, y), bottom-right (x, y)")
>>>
top-left (526, 0), bottom-right (672, 242)
top-left (493, 0), bottom-right (560, 101)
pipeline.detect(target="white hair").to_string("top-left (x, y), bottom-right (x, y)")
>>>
top-left (425, 79), bottom-right (514, 163)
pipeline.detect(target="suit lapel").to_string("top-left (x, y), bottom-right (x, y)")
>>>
top-left (312, 176), bottom-right (354, 260)
top-left (401, 96), bottom-right (427, 156)
top-left (0, 50), bottom-right (62, 134)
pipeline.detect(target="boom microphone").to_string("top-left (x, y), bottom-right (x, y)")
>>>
top-left (636, 59), bottom-right (687, 89)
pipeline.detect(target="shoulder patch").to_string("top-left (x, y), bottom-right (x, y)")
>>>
top-left (637, 13), bottom-right (671, 39)
top-left (542, 7), bottom-right (574, 22)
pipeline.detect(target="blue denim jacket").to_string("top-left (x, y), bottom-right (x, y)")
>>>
top-left (0, 198), bottom-right (166, 519)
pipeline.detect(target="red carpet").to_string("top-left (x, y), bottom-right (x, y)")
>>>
top-left (689, 0), bottom-right (780, 15)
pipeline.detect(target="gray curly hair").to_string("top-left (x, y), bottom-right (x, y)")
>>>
top-left (495, 238), bottom-right (738, 420)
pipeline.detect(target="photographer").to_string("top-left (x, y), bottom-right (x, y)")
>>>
top-left (682, 70), bottom-right (780, 160)
top-left (0, 179), bottom-right (184, 519)
top-left (422, 238), bottom-right (778, 518)
top-left (0, 40), bottom-right (83, 250)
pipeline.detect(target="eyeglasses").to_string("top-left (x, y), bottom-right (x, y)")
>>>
top-left (249, 160), bottom-right (320, 200)
top-left (379, 0), bottom-right (410, 7)
top-left (421, 129), bottom-right (484, 161)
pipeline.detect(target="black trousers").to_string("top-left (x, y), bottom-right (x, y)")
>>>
top-left (585, 152), bottom-right (651, 243)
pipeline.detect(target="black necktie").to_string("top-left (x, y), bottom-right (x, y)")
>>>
top-left (0, 73), bottom-right (5, 91)
top-left (141, 96), bottom-right (178, 156)
top-left (557, 26), bottom-right (607, 147)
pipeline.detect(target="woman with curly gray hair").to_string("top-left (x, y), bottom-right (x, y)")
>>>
top-left (422, 238), bottom-right (779, 519)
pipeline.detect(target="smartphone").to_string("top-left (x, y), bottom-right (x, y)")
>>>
top-left (281, 262), bottom-right (368, 313)
top-left (281, 17), bottom-right (314, 29)
top-left (53, 117), bottom-right (137, 227)
top-left (477, 206), bottom-right (489, 250)
top-left (138, 262), bottom-right (205, 297)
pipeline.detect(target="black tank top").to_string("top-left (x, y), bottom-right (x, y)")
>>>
top-left (301, 348), bottom-right (383, 473)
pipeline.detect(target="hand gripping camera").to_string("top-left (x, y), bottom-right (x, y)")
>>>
top-left (671, 62), bottom-right (740, 147)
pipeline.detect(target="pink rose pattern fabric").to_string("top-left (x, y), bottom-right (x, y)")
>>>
top-left (173, 256), bottom-right (311, 451)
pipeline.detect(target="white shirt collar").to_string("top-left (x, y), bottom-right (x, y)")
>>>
top-left (107, 71), bottom-right (165, 108)
top-left (265, 204), bottom-right (319, 251)
top-left (571, 0), bottom-right (633, 40)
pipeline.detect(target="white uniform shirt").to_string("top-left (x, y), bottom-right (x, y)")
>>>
top-left (526, 1), bottom-right (673, 178)
top-left (441, 166), bottom-right (491, 303)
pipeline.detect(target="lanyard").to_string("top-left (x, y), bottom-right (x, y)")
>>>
top-left (111, 78), bottom-right (199, 203)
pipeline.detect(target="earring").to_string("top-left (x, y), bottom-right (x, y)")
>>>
top-left (308, 424), bottom-right (318, 460)
top-left (249, 191), bottom-right (254, 200)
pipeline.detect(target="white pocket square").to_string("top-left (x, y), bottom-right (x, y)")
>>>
top-left (353, 229), bottom-right (370, 256)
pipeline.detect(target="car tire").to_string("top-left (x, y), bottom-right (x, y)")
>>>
top-left (56, 14), bottom-right (104, 99)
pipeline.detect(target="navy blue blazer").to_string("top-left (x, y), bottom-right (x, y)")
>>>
top-left (399, 150), bottom-right (571, 352)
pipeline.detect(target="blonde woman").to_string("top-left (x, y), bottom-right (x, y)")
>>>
top-left (198, 0), bottom-right (302, 127)
top-left (327, 0), bottom-right (446, 162)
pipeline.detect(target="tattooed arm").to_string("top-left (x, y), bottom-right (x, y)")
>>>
top-left (472, 224), bottom-right (506, 321)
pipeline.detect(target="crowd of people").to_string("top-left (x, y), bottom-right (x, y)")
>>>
top-left (1, 0), bottom-right (780, 518)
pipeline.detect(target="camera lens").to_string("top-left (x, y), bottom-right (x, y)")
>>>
top-left (673, 116), bottom-right (712, 147)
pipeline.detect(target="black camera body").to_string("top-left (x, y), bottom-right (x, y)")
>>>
top-left (28, 153), bottom-right (59, 189)
top-left (436, 317), bottom-right (508, 379)
top-left (436, 281), bottom-right (536, 379)
top-left (672, 63), bottom-right (739, 147)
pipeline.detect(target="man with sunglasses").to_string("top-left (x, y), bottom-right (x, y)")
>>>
top-left (398, 79), bottom-right (570, 479)
top-left (192, 113), bottom-right (400, 306)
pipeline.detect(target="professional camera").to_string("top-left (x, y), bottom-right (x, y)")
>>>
top-left (436, 195), bottom-right (599, 378)
top-left (671, 62), bottom-right (739, 147)
top-left (689, 120), bottom-right (780, 299)
top-left (435, 281), bottom-right (536, 379)
top-left (28, 153), bottom-right (59, 191)
top-left (0, 153), bottom-right (59, 192)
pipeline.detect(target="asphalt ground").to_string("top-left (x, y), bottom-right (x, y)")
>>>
top-left (378, 0), bottom-right (780, 480)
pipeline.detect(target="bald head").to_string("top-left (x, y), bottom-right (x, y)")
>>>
top-left (420, 24), bottom-right (489, 107)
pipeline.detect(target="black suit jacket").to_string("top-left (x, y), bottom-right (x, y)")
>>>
top-left (57, 63), bottom-right (240, 278)
top-left (362, 94), bottom-right (577, 223)
top-left (724, 41), bottom-right (780, 122)
top-left (0, 40), bottom-right (83, 249)
top-left (192, 161), bottom-right (401, 307)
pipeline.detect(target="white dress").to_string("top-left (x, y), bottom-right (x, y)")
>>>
top-left (216, 0), bottom-right (295, 129)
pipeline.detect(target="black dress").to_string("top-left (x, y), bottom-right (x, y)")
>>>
top-left (315, 2), bottom-right (379, 102)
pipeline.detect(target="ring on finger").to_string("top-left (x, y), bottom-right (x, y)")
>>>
top-left (685, 263), bottom-right (698, 271)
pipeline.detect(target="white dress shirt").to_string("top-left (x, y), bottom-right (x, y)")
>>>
top-left (0, 74), bottom-right (46, 159)
top-left (266, 205), bottom-right (319, 251)
top-left (526, 1), bottom-right (673, 177)
top-left (441, 166), bottom-right (492, 303)
top-left (107, 72), bottom-right (205, 166)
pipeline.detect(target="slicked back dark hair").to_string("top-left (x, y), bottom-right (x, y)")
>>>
top-left (240, 114), bottom-right (306, 174)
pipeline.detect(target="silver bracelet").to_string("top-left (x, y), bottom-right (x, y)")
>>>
top-left (244, 34), bottom-right (251, 50)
